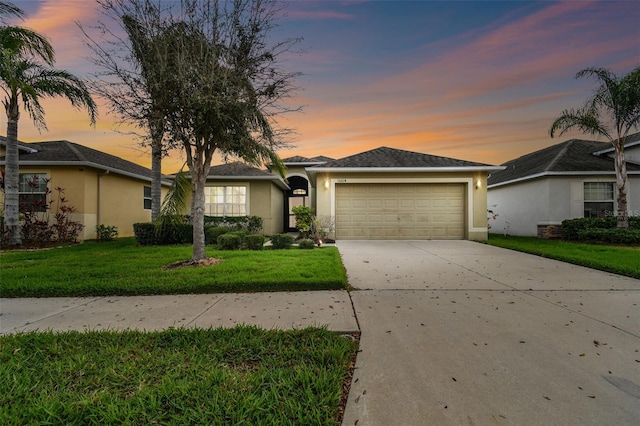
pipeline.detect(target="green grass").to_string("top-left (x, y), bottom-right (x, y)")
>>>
top-left (0, 326), bottom-right (358, 425)
top-left (0, 238), bottom-right (348, 297)
top-left (486, 234), bottom-right (640, 279)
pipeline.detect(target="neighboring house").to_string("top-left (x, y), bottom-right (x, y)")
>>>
top-left (487, 133), bottom-right (640, 237)
top-left (0, 138), bottom-right (171, 240)
top-left (207, 147), bottom-right (502, 240)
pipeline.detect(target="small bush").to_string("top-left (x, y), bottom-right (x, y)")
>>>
top-left (297, 238), bottom-right (316, 249)
top-left (203, 216), bottom-right (263, 233)
top-left (96, 225), bottom-right (118, 242)
top-left (217, 233), bottom-right (243, 250)
top-left (577, 228), bottom-right (640, 245)
top-left (133, 223), bottom-right (193, 245)
top-left (292, 206), bottom-right (314, 239)
top-left (270, 233), bottom-right (294, 250)
top-left (562, 216), bottom-right (640, 240)
top-left (244, 234), bottom-right (266, 250)
top-left (205, 226), bottom-right (228, 245)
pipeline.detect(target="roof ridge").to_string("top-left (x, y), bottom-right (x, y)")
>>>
top-left (62, 140), bottom-right (88, 162)
top-left (546, 139), bottom-right (573, 171)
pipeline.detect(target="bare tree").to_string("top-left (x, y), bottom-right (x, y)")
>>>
top-left (92, 0), bottom-right (300, 260)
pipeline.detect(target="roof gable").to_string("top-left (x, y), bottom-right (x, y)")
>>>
top-left (311, 146), bottom-right (497, 169)
top-left (205, 161), bottom-right (289, 189)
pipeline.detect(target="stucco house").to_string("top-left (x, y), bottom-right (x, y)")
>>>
top-left (487, 133), bottom-right (640, 237)
top-left (0, 138), bottom-right (171, 240)
top-left (206, 146), bottom-right (502, 240)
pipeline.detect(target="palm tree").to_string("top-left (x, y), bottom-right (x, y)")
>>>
top-left (550, 66), bottom-right (640, 229)
top-left (0, 8), bottom-right (97, 245)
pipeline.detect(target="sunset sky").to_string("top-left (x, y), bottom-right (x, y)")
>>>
top-left (8, 0), bottom-right (640, 173)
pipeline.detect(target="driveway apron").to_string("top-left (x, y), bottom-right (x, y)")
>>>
top-left (338, 240), bottom-right (640, 426)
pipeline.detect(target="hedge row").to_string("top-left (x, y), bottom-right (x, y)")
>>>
top-left (203, 216), bottom-right (263, 233)
top-left (561, 217), bottom-right (640, 243)
top-left (133, 223), bottom-right (193, 246)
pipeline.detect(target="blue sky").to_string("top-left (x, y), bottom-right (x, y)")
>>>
top-left (10, 0), bottom-right (640, 171)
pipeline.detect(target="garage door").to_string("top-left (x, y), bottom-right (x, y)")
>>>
top-left (335, 183), bottom-right (465, 240)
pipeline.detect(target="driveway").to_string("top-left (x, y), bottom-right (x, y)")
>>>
top-left (338, 240), bottom-right (640, 426)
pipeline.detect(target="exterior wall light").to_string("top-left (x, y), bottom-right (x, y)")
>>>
top-left (324, 180), bottom-right (329, 189)
top-left (476, 179), bottom-right (481, 189)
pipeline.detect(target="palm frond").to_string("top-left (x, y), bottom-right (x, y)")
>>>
top-left (156, 168), bottom-right (191, 229)
top-left (549, 108), bottom-right (610, 140)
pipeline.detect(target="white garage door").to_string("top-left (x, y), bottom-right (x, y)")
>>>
top-left (335, 183), bottom-right (465, 240)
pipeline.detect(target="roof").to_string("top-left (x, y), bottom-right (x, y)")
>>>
top-left (488, 133), bottom-right (640, 188)
top-left (0, 138), bottom-right (171, 185)
top-left (307, 146), bottom-right (501, 171)
top-left (281, 155), bottom-right (334, 165)
top-left (205, 161), bottom-right (289, 189)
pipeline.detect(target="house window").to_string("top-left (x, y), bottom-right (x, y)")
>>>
top-left (144, 186), bottom-right (152, 210)
top-left (204, 186), bottom-right (247, 216)
top-left (584, 182), bottom-right (614, 218)
top-left (19, 173), bottom-right (48, 212)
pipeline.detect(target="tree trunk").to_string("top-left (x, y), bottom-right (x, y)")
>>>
top-left (613, 141), bottom-right (629, 229)
top-left (4, 108), bottom-right (22, 246)
top-left (150, 134), bottom-right (162, 222)
top-left (187, 143), bottom-right (215, 261)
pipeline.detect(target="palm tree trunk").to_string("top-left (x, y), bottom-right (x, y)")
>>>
top-left (150, 137), bottom-right (162, 222)
top-left (4, 110), bottom-right (22, 246)
top-left (613, 141), bottom-right (629, 229)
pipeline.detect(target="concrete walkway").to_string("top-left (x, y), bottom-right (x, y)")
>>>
top-left (2, 240), bottom-right (640, 425)
top-left (338, 240), bottom-right (640, 426)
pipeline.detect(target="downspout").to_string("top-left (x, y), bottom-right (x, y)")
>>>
top-left (97, 170), bottom-right (109, 227)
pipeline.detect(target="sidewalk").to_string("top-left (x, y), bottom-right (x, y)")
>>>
top-left (0, 291), bottom-right (358, 335)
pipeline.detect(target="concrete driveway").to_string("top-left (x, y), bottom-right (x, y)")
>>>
top-left (338, 240), bottom-right (640, 426)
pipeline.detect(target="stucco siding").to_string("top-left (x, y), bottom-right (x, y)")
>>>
top-left (488, 175), bottom-right (640, 236)
top-left (249, 181), bottom-right (284, 235)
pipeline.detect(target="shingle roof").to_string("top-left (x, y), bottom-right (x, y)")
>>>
top-left (0, 138), bottom-right (165, 183)
top-left (488, 133), bottom-right (640, 187)
top-left (281, 155), bottom-right (334, 164)
top-left (207, 161), bottom-right (274, 177)
top-left (310, 146), bottom-right (497, 169)
top-left (205, 161), bottom-right (289, 189)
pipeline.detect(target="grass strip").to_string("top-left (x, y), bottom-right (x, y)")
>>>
top-left (0, 326), bottom-right (358, 425)
top-left (0, 238), bottom-right (348, 297)
top-left (486, 234), bottom-right (640, 279)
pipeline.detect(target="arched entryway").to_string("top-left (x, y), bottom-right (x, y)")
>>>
top-left (285, 175), bottom-right (309, 231)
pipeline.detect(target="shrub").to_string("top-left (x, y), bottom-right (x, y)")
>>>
top-left (270, 233), bottom-right (294, 249)
top-left (292, 206), bottom-right (313, 239)
top-left (577, 228), bottom-right (640, 245)
top-left (133, 223), bottom-right (193, 245)
top-left (16, 179), bottom-right (84, 246)
top-left (203, 216), bottom-right (263, 233)
top-left (562, 216), bottom-right (640, 240)
top-left (205, 226), bottom-right (228, 245)
top-left (96, 225), bottom-right (118, 242)
top-left (244, 234), bottom-right (266, 250)
top-left (217, 233), bottom-right (242, 250)
top-left (297, 238), bottom-right (316, 249)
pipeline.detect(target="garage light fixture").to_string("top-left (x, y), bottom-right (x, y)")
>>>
top-left (476, 179), bottom-right (481, 189)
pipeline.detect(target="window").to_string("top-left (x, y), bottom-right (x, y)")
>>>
top-left (144, 186), bottom-right (152, 210)
top-left (19, 173), bottom-right (48, 212)
top-left (584, 182), bottom-right (614, 218)
top-left (204, 186), bottom-right (247, 216)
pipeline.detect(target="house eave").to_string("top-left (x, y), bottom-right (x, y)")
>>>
top-left (307, 166), bottom-right (505, 173)
top-left (0, 160), bottom-right (172, 186)
top-left (488, 170), bottom-right (640, 189)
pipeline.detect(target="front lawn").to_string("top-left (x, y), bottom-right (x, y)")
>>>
top-left (0, 238), bottom-right (348, 297)
top-left (0, 326), bottom-right (358, 425)
top-left (487, 234), bottom-right (640, 279)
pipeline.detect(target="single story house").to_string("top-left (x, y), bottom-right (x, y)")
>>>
top-left (206, 146), bottom-right (502, 240)
top-left (487, 133), bottom-right (640, 237)
top-left (0, 138), bottom-right (171, 240)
